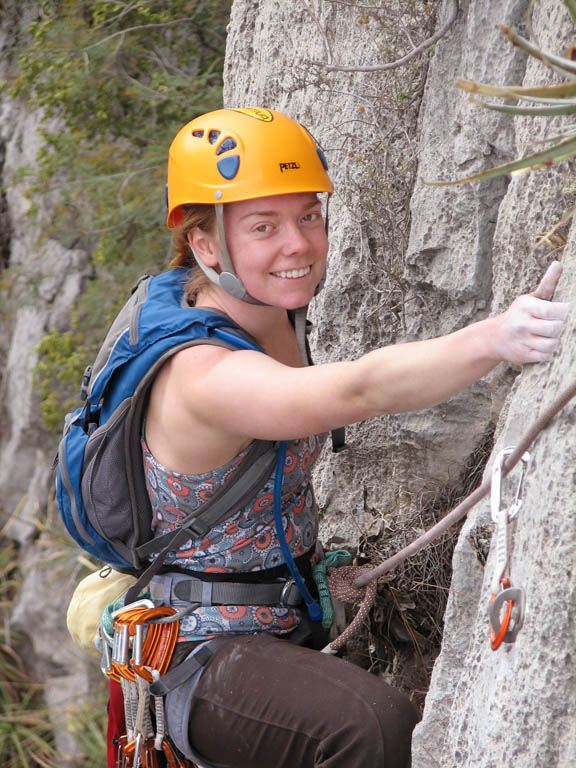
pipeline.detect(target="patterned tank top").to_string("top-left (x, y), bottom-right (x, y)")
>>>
top-left (142, 434), bottom-right (326, 642)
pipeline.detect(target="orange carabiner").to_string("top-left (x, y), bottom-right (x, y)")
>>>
top-left (489, 579), bottom-right (514, 650)
top-left (106, 605), bottom-right (179, 682)
top-left (130, 607), bottom-right (179, 681)
top-left (489, 577), bottom-right (525, 650)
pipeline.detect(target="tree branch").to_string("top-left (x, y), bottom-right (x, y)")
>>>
top-left (82, 18), bottom-right (203, 51)
top-left (324, 0), bottom-right (408, 9)
top-left (297, 0), bottom-right (334, 65)
top-left (92, 0), bottom-right (142, 31)
top-left (309, 0), bottom-right (459, 73)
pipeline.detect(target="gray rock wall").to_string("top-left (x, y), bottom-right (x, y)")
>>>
top-left (224, 0), bottom-right (575, 765)
top-left (414, 252), bottom-right (576, 767)
top-left (411, 1), bottom-right (576, 764)
top-left (225, 0), bottom-right (490, 550)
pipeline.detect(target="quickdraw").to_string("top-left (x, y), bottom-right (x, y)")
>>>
top-left (488, 447), bottom-right (530, 651)
top-left (98, 600), bottom-right (190, 768)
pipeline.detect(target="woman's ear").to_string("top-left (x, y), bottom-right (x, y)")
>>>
top-left (187, 228), bottom-right (220, 268)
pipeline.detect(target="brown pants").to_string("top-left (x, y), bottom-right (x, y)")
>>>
top-left (183, 634), bottom-right (418, 768)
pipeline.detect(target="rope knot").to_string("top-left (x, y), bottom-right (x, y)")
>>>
top-left (326, 566), bottom-right (377, 651)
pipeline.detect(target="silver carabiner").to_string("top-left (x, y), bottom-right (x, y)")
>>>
top-left (490, 447), bottom-right (530, 524)
top-left (133, 623), bottom-right (146, 667)
top-left (111, 598), bottom-right (154, 619)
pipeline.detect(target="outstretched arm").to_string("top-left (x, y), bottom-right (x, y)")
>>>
top-left (173, 262), bottom-right (569, 441)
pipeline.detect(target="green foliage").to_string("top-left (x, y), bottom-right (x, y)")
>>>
top-left (34, 330), bottom-right (85, 431)
top-left (9, 0), bottom-right (231, 428)
top-left (563, 0), bottom-right (576, 22)
top-left (10, 0), bottom-right (230, 266)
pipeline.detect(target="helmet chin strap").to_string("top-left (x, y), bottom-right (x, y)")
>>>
top-left (189, 198), bottom-right (330, 306)
top-left (189, 204), bottom-right (263, 305)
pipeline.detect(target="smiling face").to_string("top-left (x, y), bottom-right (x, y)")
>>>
top-left (197, 192), bottom-right (329, 309)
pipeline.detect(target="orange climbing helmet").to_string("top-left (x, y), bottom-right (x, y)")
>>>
top-left (166, 107), bottom-right (333, 227)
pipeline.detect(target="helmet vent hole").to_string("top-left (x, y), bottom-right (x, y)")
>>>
top-left (192, 130), bottom-right (204, 138)
top-left (216, 137), bottom-right (237, 155)
top-left (209, 130), bottom-right (221, 144)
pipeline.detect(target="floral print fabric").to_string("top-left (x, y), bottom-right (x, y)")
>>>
top-left (142, 435), bottom-right (325, 641)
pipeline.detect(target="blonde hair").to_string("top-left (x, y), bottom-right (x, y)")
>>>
top-left (168, 204), bottom-right (216, 301)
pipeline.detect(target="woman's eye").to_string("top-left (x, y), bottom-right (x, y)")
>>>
top-left (301, 212), bottom-right (321, 224)
top-left (254, 223), bottom-right (272, 233)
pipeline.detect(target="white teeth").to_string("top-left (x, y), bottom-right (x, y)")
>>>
top-left (273, 266), bottom-right (311, 279)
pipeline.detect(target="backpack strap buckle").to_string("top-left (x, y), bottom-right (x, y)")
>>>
top-left (280, 579), bottom-right (300, 607)
top-left (80, 365), bottom-right (92, 401)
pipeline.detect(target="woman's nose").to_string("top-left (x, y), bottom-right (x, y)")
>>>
top-left (279, 222), bottom-right (309, 256)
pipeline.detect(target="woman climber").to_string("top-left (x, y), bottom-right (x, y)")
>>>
top-left (137, 107), bottom-right (568, 768)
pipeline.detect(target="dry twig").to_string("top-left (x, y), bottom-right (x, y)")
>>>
top-left (308, 0), bottom-right (459, 73)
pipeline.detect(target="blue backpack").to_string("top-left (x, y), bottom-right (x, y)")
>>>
top-left (55, 268), bottom-right (279, 573)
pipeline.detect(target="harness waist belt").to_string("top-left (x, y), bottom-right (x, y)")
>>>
top-left (150, 576), bottom-right (303, 608)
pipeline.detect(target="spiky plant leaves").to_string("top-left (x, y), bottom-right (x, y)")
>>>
top-left (500, 24), bottom-right (576, 77)
top-left (466, 98), bottom-right (576, 116)
top-left (424, 3), bottom-right (576, 236)
top-left (456, 78), bottom-right (576, 100)
top-left (426, 135), bottom-right (576, 186)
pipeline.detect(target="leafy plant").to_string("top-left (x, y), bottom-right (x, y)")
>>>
top-left (34, 330), bottom-right (86, 432)
top-left (10, 0), bottom-right (230, 264)
top-left (425, 0), bottom-right (576, 233)
top-left (6, 1), bottom-right (231, 429)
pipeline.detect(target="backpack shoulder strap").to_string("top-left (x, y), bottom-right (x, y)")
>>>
top-left (291, 307), bottom-right (347, 453)
top-left (124, 332), bottom-right (270, 556)
top-left (136, 438), bottom-right (278, 559)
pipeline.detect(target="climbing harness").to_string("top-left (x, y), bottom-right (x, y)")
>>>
top-left (488, 447), bottom-right (530, 650)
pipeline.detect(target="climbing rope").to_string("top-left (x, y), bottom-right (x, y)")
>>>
top-left (324, 378), bottom-right (576, 651)
top-left (321, 566), bottom-right (377, 653)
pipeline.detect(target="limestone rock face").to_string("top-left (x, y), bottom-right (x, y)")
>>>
top-left (225, 0), bottom-right (503, 549)
top-left (224, 1), bottom-right (575, 765)
top-left (1, 1), bottom-right (574, 764)
top-left (408, 2), bottom-right (576, 765)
